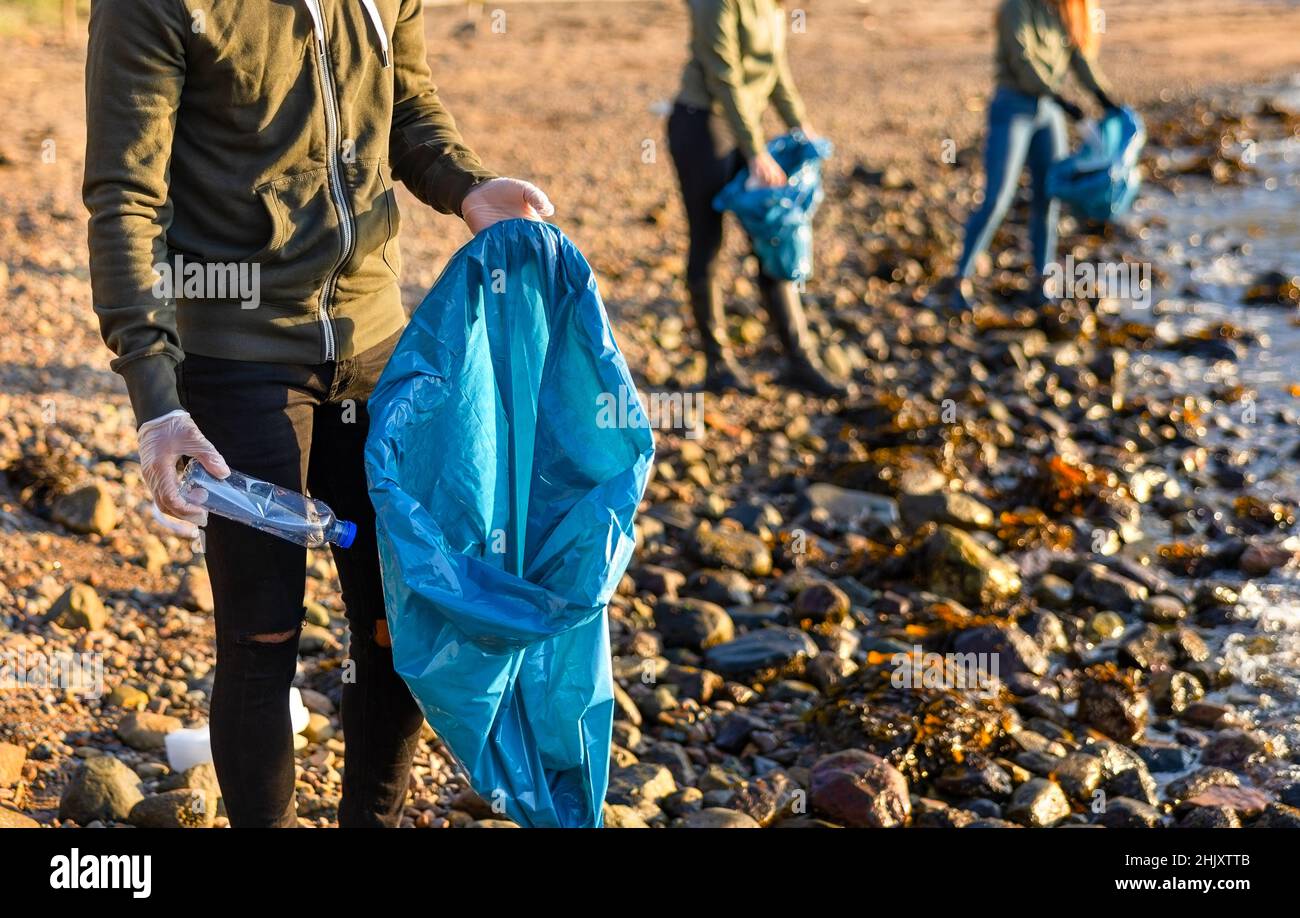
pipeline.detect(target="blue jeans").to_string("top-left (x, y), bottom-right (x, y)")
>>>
top-left (956, 87), bottom-right (1068, 279)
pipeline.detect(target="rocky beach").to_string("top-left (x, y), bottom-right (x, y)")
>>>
top-left (1, 0), bottom-right (1299, 829)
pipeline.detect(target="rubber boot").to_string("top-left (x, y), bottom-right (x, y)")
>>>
top-left (689, 278), bottom-right (756, 395)
top-left (760, 276), bottom-right (850, 399)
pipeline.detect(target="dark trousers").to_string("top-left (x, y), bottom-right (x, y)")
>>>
top-left (667, 102), bottom-right (749, 286)
top-left (178, 330), bottom-right (423, 828)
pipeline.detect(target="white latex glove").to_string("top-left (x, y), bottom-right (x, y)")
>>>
top-left (462, 177), bottom-right (555, 234)
top-left (137, 409), bottom-right (230, 528)
top-left (747, 151), bottom-right (788, 189)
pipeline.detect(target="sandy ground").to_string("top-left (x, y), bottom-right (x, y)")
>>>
top-left (0, 0), bottom-right (1298, 826)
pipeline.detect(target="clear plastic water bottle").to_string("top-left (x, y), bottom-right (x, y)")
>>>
top-left (179, 459), bottom-right (357, 549)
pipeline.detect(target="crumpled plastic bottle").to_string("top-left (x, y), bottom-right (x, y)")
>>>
top-left (180, 459), bottom-right (356, 549)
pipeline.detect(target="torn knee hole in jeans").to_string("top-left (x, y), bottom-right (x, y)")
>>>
top-left (241, 629), bottom-right (298, 645)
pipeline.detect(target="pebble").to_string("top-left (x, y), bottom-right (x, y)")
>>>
top-left (50, 482), bottom-right (118, 535)
top-left (809, 749), bottom-right (910, 828)
top-left (47, 583), bottom-right (106, 631)
top-left (680, 807), bottom-right (761, 828)
top-left (1006, 778), bottom-right (1071, 827)
top-left (116, 711), bottom-right (183, 751)
top-left (58, 755), bottom-right (144, 824)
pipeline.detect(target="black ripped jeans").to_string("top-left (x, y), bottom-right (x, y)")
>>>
top-left (178, 330), bottom-right (423, 828)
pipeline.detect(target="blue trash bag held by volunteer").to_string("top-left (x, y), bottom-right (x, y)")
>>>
top-left (364, 219), bottom-right (655, 828)
top-left (1047, 106), bottom-right (1145, 222)
top-left (713, 131), bottom-right (833, 281)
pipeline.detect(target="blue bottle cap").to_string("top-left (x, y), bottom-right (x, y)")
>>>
top-left (336, 520), bottom-right (357, 549)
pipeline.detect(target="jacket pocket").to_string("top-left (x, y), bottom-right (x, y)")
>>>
top-left (344, 159), bottom-right (400, 282)
top-left (251, 167), bottom-right (339, 305)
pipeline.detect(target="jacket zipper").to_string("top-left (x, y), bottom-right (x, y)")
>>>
top-left (303, 0), bottom-right (353, 363)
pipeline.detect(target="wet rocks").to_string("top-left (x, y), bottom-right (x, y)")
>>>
top-left (693, 523), bottom-right (772, 577)
top-left (1096, 797), bottom-right (1166, 828)
top-left (1077, 664), bottom-right (1149, 742)
top-left (1201, 728), bottom-right (1274, 768)
top-left (1254, 803), bottom-right (1300, 828)
top-left (713, 710), bottom-right (769, 753)
top-left (934, 756), bottom-right (1013, 799)
top-left (654, 598), bottom-right (734, 650)
top-left (1140, 595), bottom-right (1188, 624)
top-left (684, 568), bottom-right (753, 606)
top-left (809, 668), bottom-right (1014, 784)
top-left (680, 807), bottom-right (761, 828)
top-left (1182, 785), bottom-right (1271, 820)
top-left (1105, 760), bottom-right (1160, 807)
top-left (1006, 778), bottom-right (1070, 827)
top-left (1118, 625), bottom-right (1173, 671)
top-left (603, 803), bottom-right (651, 828)
top-left (1166, 767), bottom-right (1240, 804)
top-left (921, 526), bottom-right (1021, 607)
top-left (1053, 752), bottom-right (1104, 801)
top-left (1137, 741), bottom-right (1192, 774)
top-left (703, 628), bottom-right (819, 680)
top-left (793, 581), bottom-right (851, 623)
top-left (809, 749), bottom-right (910, 828)
top-left (802, 482), bottom-right (899, 531)
top-left (606, 763), bottom-right (677, 816)
top-left (1238, 542), bottom-right (1297, 576)
top-left (730, 773), bottom-right (800, 826)
top-left (899, 491), bottom-right (995, 531)
top-left (58, 755), bottom-right (144, 824)
top-left (950, 623), bottom-right (1048, 677)
top-left (1149, 670), bottom-right (1204, 714)
top-left (1072, 564), bottom-right (1149, 614)
top-left (1177, 804), bottom-right (1240, 828)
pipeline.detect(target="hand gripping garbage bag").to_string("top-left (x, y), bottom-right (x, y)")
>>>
top-left (1047, 106), bottom-right (1145, 222)
top-left (713, 131), bottom-right (833, 281)
top-left (364, 219), bottom-right (655, 828)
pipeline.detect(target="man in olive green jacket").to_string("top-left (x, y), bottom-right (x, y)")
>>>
top-left (84, 0), bottom-right (552, 827)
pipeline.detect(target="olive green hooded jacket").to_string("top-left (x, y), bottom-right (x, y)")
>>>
top-left (84, 0), bottom-right (497, 424)
top-left (676, 0), bottom-right (807, 160)
top-left (996, 0), bottom-right (1109, 99)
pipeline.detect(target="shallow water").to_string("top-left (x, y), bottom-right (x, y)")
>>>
top-left (1120, 86), bottom-right (1300, 787)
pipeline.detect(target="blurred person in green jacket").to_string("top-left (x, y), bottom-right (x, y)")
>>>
top-left (947, 0), bottom-right (1121, 315)
top-left (669, 0), bottom-right (848, 398)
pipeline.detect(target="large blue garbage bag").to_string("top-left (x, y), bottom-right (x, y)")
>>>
top-left (713, 131), bottom-right (833, 281)
top-left (1047, 106), bottom-right (1145, 221)
top-left (364, 219), bottom-right (655, 828)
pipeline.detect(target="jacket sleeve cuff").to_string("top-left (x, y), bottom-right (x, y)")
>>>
top-left (118, 354), bottom-right (183, 427)
top-left (446, 168), bottom-right (500, 219)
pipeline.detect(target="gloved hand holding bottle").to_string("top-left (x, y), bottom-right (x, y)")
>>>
top-left (138, 409), bottom-right (230, 533)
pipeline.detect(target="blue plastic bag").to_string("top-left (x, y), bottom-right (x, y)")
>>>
top-left (1047, 106), bottom-right (1145, 221)
top-left (713, 132), bottom-right (833, 281)
top-left (364, 219), bottom-right (655, 828)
